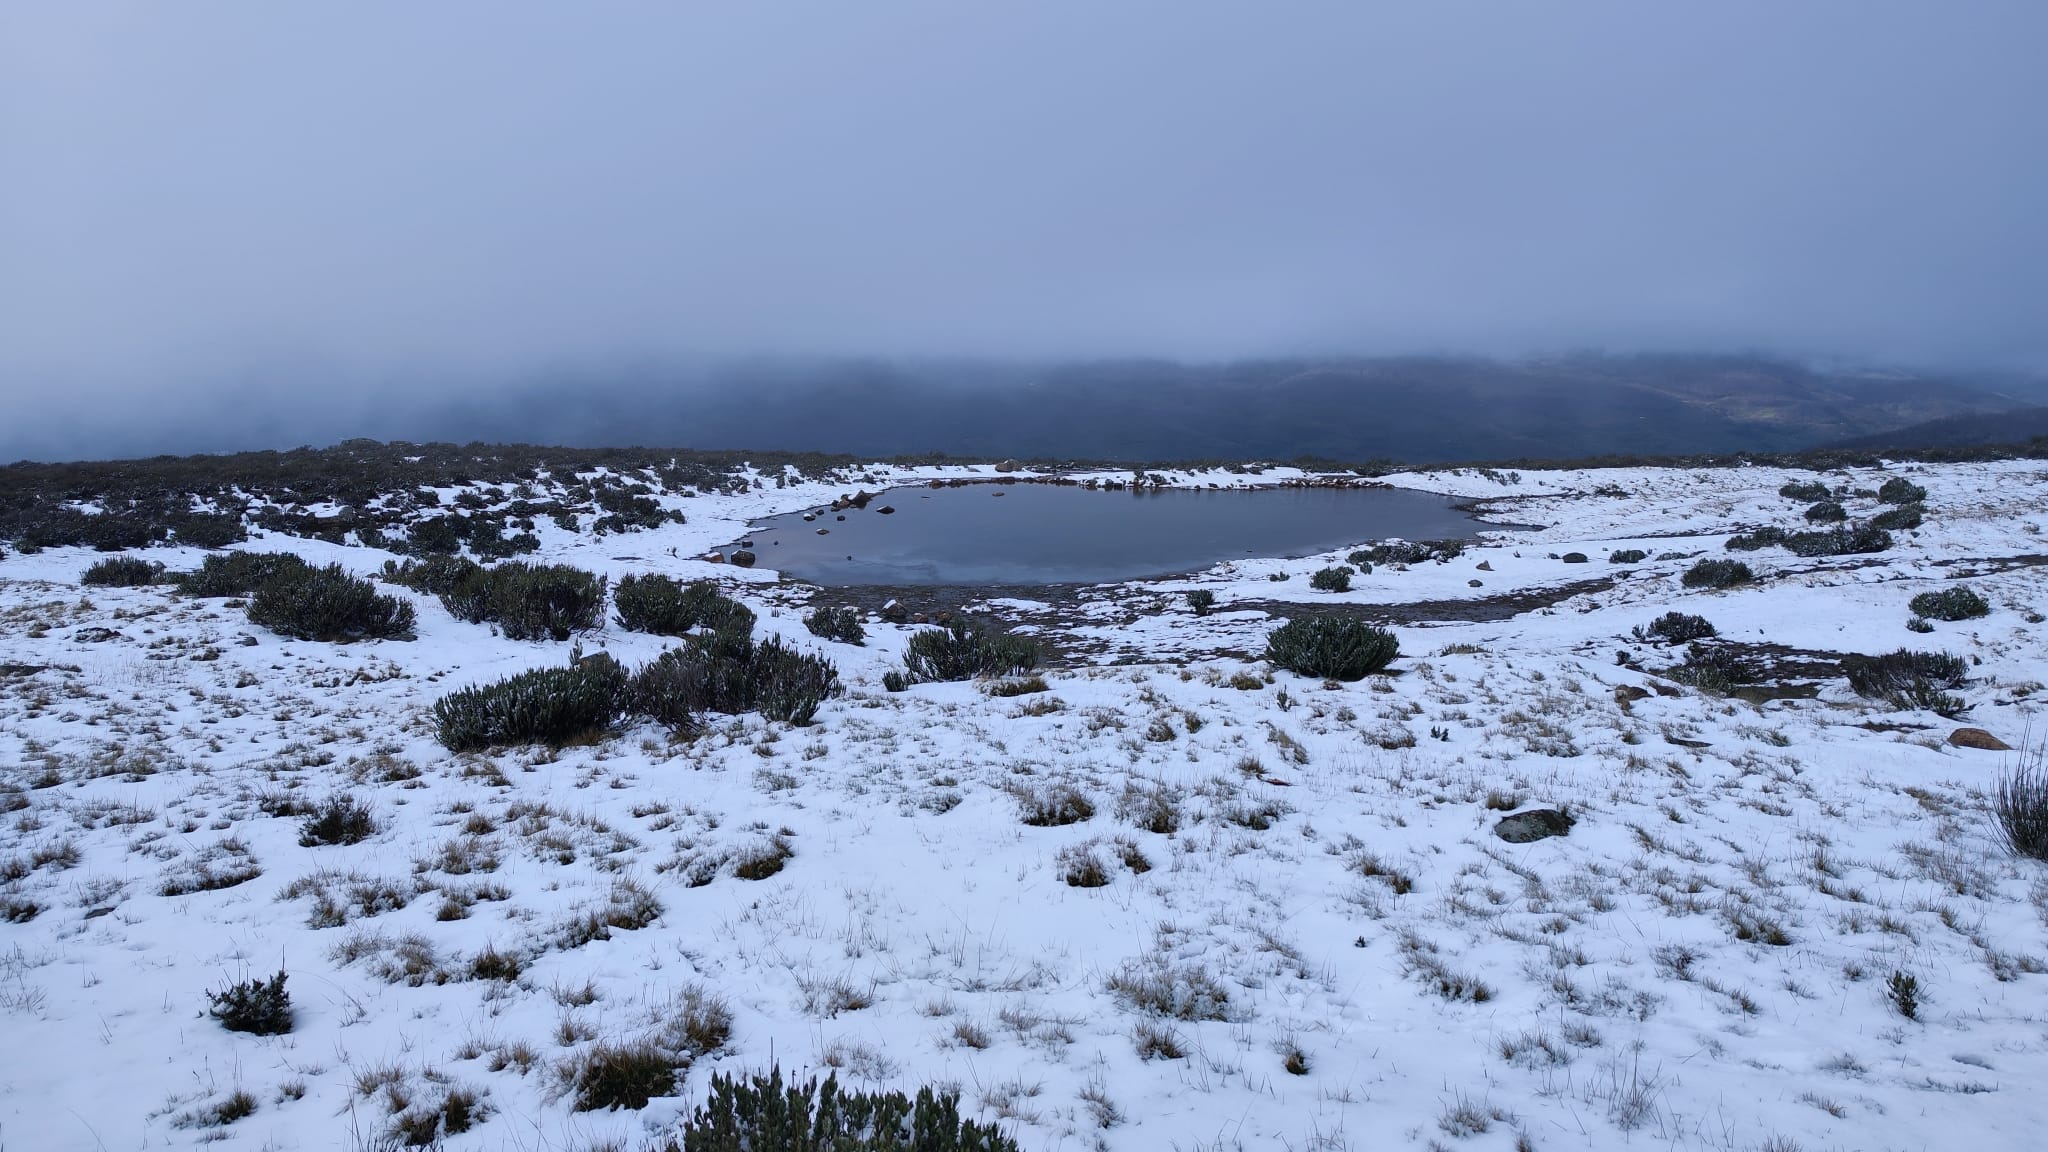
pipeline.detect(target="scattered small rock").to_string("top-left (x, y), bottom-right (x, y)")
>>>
top-left (877, 506), bottom-right (895, 515)
top-left (1475, 560), bottom-right (1493, 571)
top-left (705, 551), bottom-right (725, 564)
top-left (1468, 579), bottom-right (1484, 587)
top-left (731, 550), bottom-right (756, 567)
top-left (1614, 684), bottom-right (1650, 704)
top-left (1495, 809), bottom-right (1574, 844)
top-left (1561, 552), bottom-right (1589, 564)
top-left (995, 459), bottom-right (1021, 473)
top-left (1949, 727), bottom-right (2011, 751)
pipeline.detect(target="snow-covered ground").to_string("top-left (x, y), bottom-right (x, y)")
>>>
top-left (3, 457), bottom-right (2047, 1151)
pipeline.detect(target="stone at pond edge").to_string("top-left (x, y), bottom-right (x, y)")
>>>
top-left (1949, 727), bottom-right (2011, 751)
top-left (1495, 809), bottom-right (1574, 844)
top-left (995, 459), bottom-right (1021, 473)
top-left (730, 550), bottom-right (756, 568)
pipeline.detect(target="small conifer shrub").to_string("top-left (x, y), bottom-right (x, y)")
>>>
top-left (1185, 589), bottom-right (1217, 616)
top-left (672, 1068), bottom-right (1022, 1152)
top-left (1779, 480), bottom-right (1832, 502)
top-left (81, 556), bottom-right (164, 586)
top-left (247, 563), bottom-right (416, 642)
top-left (1681, 559), bottom-right (1753, 589)
top-left (901, 618), bottom-right (1042, 684)
top-left (433, 659), bottom-right (629, 751)
top-left (208, 970), bottom-right (293, 1035)
top-left (803, 605), bottom-right (866, 645)
top-left (1909, 586), bottom-right (1990, 622)
top-left (1265, 617), bottom-right (1398, 681)
top-left (1310, 566), bottom-right (1353, 592)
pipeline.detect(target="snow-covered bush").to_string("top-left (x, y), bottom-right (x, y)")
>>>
top-left (433, 658), bottom-right (629, 751)
top-left (902, 618), bottom-right (1042, 683)
top-left (1784, 523), bottom-right (1891, 556)
top-left (1871, 502), bottom-right (1925, 530)
top-left (1609, 548), bottom-right (1648, 564)
top-left (80, 556), bottom-right (163, 586)
top-left (1803, 500), bottom-right (1846, 523)
top-left (175, 550), bottom-right (311, 597)
top-left (247, 563), bottom-right (416, 641)
top-left (615, 574), bottom-right (753, 637)
top-left (1185, 588), bottom-right (1216, 616)
top-left (382, 554), bottom-right (483, 595)
top-left (803, 605), bottom-right (866, 645)
top-left (669, 1068), bottom-right (1021, 1152)
top-left (297, 794), bottom-right (377, 846)
top-left (1779, 480), bottom-right (1832, 501)
top-left (441, 561), bottom-right (606, 641)
top-left (1265, 616), bottom-right (1398, 680)
top-left (630, 632), bottom-right (839, 728)
top-left (1633, 611), bottom-right (1716, 644)
top-left (1681, 558), bottom-right (1752, 589)
top-left (1310, 566), bottom-right (1353, 592)
top-left (208, 970), bottom-right (293, 1035)
top-left (1909, 585), bottom-right (1990, 622)
top-left (1879, 477), bottom-right (1928, 504)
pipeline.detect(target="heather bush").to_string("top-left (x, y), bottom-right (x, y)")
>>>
top-left (1265, 617), bottom-right (1398, 680)
top-left (671, 1068), bottom-right (1021, 1152)
top-left (1724, 528), bottom-right (1786, 552)
top-left (1608, 549), bottom-right (1648, 564)
top-left (443, 561), bottom-right (606, 641)
top-left (1871, 502), bottom-right (1925, 531)
top-left (81, 556), bottom-right (163, 586)
top-left (433, 659), bottom-right (629, 751)
top-left (1784, 523), bottom-right (1891, 557)
top-left (176, 551), bottom-right (312, 597)
top-left (247, 563), bottom-right (416, 641)
top-left (803, 605), bottom-right (866, 645)
top-left (208, 970), bottom-right (293, 1035)
top-left (1681, 558), bottom-right (1753, 589)
top-left (631, 632), bottom-right (840, 728)
top-left (1632, 611), bottom-right (1716, 644)
top-left (1779, 480), bottom-right (1832, 502)
top-left (172, 514), bottom-right (247, 549)
top-left (1310, 566), bottom-right (1353, 592)
top-left (1909, 585), bottom-right (1990, 622)
top-left (1842, 648), bottom-right (1967, 716)
top-left (1351, 539), bottom-right (1463, 566)
top-left (1878, 477), bottom-right (1928, 505)
top-left (902, 618), bottom-right (1042, 684)
top-left (615, 574), bottom-right (753, 637)
top-left (382, 554), bottom-right (483, 596)
top-left (1803, 500), bottom-right (1846, 523)
top-left (1666, 643), bottom-right (1758, 693)
top-left (1185, 589), bottom-right (1216, 616)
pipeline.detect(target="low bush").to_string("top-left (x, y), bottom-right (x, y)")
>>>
top-left (1871, 502), bottom-right (1925, 531)
top-left (382, 554), bottom-right (483, 596)
top-left (1784, 523), bottom-right (1892, 557)
top-left (1682, 558), bottom-right (1753, 589)
top-left (1993, 752), bottom-right (2048, 862)
top-left (569, 1041), bottom-right (685, 1112)
top-left (1909, 585), bottom-right (1990, 622)
top-left (1185, 588), bottom-right (1216, 616)
top-left (1608, 549), bottom-right (1647, 564)
top-left (433, 659), bottom-right (629, 751)
top-left (1666, 643), bottom-right (1758, 693)
top-left (671, 1068), bottom-right (1021, 1152)
top-left (298, 794), bottom-right (377, 846)
top-left (615, 574), bottom-right (753, 637)
top-left (902, 618), bottom-right (1041, 684)
top-left (81, 556), bottom-right (163, 586)
top-left (1803, 500), bottom-right (1846, 523)
top-left (803, 605), bottom-right (865, 645)
top-left (1843, 648), bottom-right (1967, 715)
top-left (1779, 480), bottom-right (1833, 501)
top-left (1310, 566), bottom-right (1353, 592)
top-left (1632, 611), bottom-right (1717, 644)
top-left (1265, 617), bottom-right (1398, 681)
top-left (248, 563), bottom-right (416, 641)
top-left (1350, 539), bottom-right (1464, 567)
top-left (444, 561), bottom-right (606, 641)
top-left (1878, 477), bottom-right (1928, 505)
top-left (1724, 528), bottom-right (1786, 552)
top-left (172, 514), bottom-right (247, 549)
top-left (175, 551), bottom-right (312, 597)
top-left (208, 970), bottom-right (293, 1035)
top-left (631, 633), bottom-right (840, 728)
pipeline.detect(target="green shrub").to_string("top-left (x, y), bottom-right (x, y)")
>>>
top-left (298, 794), bottom-right (376, 846)
top-left (803, 605), bottom-right (866, 645)
top-left (81, 556), bottom-right (163, 586)
top-left (1803, 501), bottom-right (1846, 523)
top-left (1909, 586), bottom-right (1989, 622)
top-left (172, 514), bottom-right (247, 549)
top-left (631, 633), bottom-right (840, 728)
top-left (674, 1068), bottom-right (1021, 1152)
top-left (881, 671), bottom-right (908, 692)
top-left (902, 618), bottom-right (1042, 684)
top-left (208, 970), bottom-right (293, 1035)
top-left (382, 554), bottom-right (483, 596)
top-left (1906, 617), bottom-right (1935, 633)
top-left (1878, 477), bottom-right (1928, 505)
top-left (749, 637), bottom-right (843, 724)
top-left (1350, 539), bottom-right (1464, 567)
top-left (1666, 643), bottom-right (1758, 693)
top-left (1724, 528), bottom-right (1786, 552)
top-left (1993, 753), bottom-right (2048, 862)
top-left (570, 1041), bottom-right (684, 1112)
top-left (443, 562), bottom-right (606, 641)
top-left (175, 551), bottom-right (312, 597)
top-left (1632, 611), bottom-right (1716, 644)
top-left (433, 659), bottom-right (629, 751)
top-left (1681, 559), bottom-right (1753, 589)
top-left (1310, 566), bottom-right (1353, 592)
top-left (1843, 648), bottom-right (1966, 699)
top-left (248, 563), bottom-right (416, 641)
top-left (1779, 480), bottom-right (1832, 502)
top-left (1265, 617), bottom-right (1398, 681)
top-left (615, 574), bottom-right (753, 637)
top-left (1784, 523), bottom-right (1891, 557)
top-left (1185, 589), bottom-right (1217, 616)
top-left (1871, 502), bottom-right (1925, 531)
top-left (1608, 549), bottom-right (1647, 564)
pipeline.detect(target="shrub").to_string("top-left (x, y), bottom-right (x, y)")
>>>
top-left (1608, 549), bottom-right (1647, 564)
top-left (1185, 589), bottom-right (1216, 616)
top-left (1906, 617), bottom-right (1935, 633)
top-left (984, 674), bottom-right (1048, 698)
top-left (382, 554), bottom-right (483, 596)
top-left (615, 574), bottom-right (753, 637)
top-left (1784, 523), bottom-right (1892, 557)
top-left (1265, 617), bottom-right (1398, 681)
top-left (298, 794), bottom-right (377, 846)
top-left (1909, 586), bottom-right (1990, 622)
top-left (803, 605), bottom-right (866, 645)
top-left (81, 556), bottom-right (163, 586)
top-left (208, 970), bottom-right (293, 1035)
top-left (881, 670), bottom-right (908, 692)
top-left (1993, 752), bottom-right (2048, 862)
top-left (674, 1068), bottom-right (1021, 1152)
top-left (1351, 539), bottom-right (1463, 567)
top-left (1779, 480), bottom-right (1833, 501)
top-left (172, 514), bottom-right (247, 549)
top-left (1871, 502), bottom-right (1925, 531)
top-left (1803, 501), bottom-right (1846, 523)
top-left (1632, 612), bottom-right (1716, 644)
top-left (176, 551), bottom-right (312, 597)
top-left (444, 561), bottom-right (606, 641)
top-left (1310, 566), bottom-right (1353, 592)
top-left (570, 1041), bottom-right (685, 1111)
top-left (902, 618), bottom-right (1041, 683)
top-left (749, 637), bottom-right (842, 724)
top-left (1878, 477), bottom-right (1928, 505)
top-left (1725, 528), bottom-right (1786, 552)
top-left (248, 563), bottom-right (416, 641)
top-left (631, 633), bottom-right (840, 728)
top-left (433, 659), bottom-right (629, 751)
top-left (1842, 648), bottom-right (1967, 704)
top-left (1666, 643), bottom-right (1758, 693)
top-left (1682, 559), bottom-right (1753, 589)
top-left (1885, 971), bottom-right (1921, 1020)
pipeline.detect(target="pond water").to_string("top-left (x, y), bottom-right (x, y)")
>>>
top-left (729, 482), bottom-right (1504, 586)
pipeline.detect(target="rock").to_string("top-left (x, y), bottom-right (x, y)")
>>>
top-left (995, 459), bottom-right (1021, 473)
top-left (72, 628), bottom-right (123, 643)
top-left (705, 551), bottom-right (725, 564)
top-left (1949, 727), bottom-right (2011, 751)
top-left (877, 506), bottom-right (895, 515)
top-left (730, 550), bottom-right (756, 567)
top-left (992, 490), bottom-right (1005, 497)
top-left (1494, 809), bottom-right (1574, 844)
top-left (815, 528), bottom-right (829, 535)
top-left (1476, 560), bottom-right (1493, 571)
top-left (1468, 579), bottom-right (1484, 587)
top-left (1614, 684), bottom-right (1650, 704)
top-left (1562, 552), bottom-right (1589, 563)
top-left (836, 515), bottom-right (846, 521)
top-left (1665, 735), bottom-right (1710, 748)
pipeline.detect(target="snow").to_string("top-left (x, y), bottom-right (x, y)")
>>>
top-left (3, 458), bottom-right (2047, 1150)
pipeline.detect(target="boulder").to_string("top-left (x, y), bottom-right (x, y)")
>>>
top-left (1561, 552), bottom-right (1589, 564)
top-left (1949, 727), bottom-right (2011, 751)
top-left (705, 551), bottom-right (725, 564)
top-left (1614, 684), bottom-right (1650, 704)
top-left (730, 550), bottom-right (756, 568)
top-left (1494, 809), bottom-right (1574, 844)
top-left (1475, 560), bottom-right (1493, 571)
top-left (994, 459), bottom-right (1021, 473)
top-left (1468, 579), bottom-right (1484, 587)
top-left (877, 506), bottom-right (896, 515)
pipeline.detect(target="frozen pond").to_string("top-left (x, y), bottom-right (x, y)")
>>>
top-left (730, 482), bottom-right (1504, 585)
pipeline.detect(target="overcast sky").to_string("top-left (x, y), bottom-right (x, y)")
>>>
top-left (3, 1), bottom-right (2046, 452)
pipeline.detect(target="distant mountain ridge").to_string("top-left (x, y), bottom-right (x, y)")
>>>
top-left (1825, 406), bottom-right (2048, 453)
